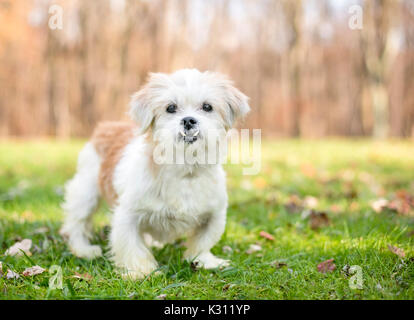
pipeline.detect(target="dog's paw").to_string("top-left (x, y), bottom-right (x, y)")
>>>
top-left (71, 245), bottom-right (102, 259)
top-left (189, 252), bottom-right (230, 270)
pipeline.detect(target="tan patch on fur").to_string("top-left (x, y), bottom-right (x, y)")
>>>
top-left (91, 122), bottom-right (136, 205)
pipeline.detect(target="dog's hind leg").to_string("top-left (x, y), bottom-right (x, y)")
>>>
top-left (60, 142), bottom-right (102, 259)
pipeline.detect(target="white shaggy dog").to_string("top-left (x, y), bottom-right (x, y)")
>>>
top-left (60, 69), bottom-right (250, 279)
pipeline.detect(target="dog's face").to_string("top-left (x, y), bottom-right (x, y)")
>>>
top-left (130, 69), bottom-right (250, 160)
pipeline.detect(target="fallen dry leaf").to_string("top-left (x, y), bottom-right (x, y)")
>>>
top-left (156, 294), bottom-right (167, 300)
top-left (5, 239), bottom-right (32, 257)
top-left (387, 244), bottom-right (406, 258)
top-left (317, 259), bottom-right (336, 273)
top-left (246, 244), bottom-right (262, 254)
top-left (309, 210), bottom-right (331, 230)
top-left (22, 265), bottom-right (45, 277)
top-left (284, 195), bottom-right (304, 214)
top-left (222, 283), bottom-right (236, 291)
top-left (371, 191), bottom-right (414, 216)
top-left (388, 198), bottom-right (412, 216)
top-left (371, 198), bottom-right (389, 213)
top-left (304, 196), bottom-right (318, 209)
top-left (259, 231), bottom-right (275, 241)
top-left (6, 269), bottom-right (20, 279)
top-left (271, 261), bottom-right (287, 269)
top-left (73, 272), bottom-right (93, 281)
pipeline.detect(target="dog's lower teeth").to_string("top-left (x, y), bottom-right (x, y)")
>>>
top-left (180, 130), bottom-right (187, 137)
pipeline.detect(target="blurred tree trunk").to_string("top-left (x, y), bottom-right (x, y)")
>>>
top-left (46, 27), bottom-right (58, 136)
top-left (78, 1), bottom-right (96, 135)
top-left (402, 0), bottom-right (414, 137)
top-left (283, 0), bottom-right (303, 137)
top-left (361, 0), bottom-right (394, 138)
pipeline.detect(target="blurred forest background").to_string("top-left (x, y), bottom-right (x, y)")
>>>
top-left (0, 0), bottom-right (413, 138)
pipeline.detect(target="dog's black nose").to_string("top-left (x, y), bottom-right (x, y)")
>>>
top-left (182, 117), bottom-right (198, 130)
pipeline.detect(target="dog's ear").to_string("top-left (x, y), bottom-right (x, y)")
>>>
top-left (210, 72), bottom-right (250, 129)
top-left (223, 83), bottom-right (250, 128)
top-left (129, 73), bottom-right (170, 133)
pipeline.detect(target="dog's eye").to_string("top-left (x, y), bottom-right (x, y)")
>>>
top-left (202, 103), bottom-right (213, 112)
top-left (166, 104), bottom-right (177, 113)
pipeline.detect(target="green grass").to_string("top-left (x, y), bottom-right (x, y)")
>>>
top-left (0, 138), bottom-right (413, 300)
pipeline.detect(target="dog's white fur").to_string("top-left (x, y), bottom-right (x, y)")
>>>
top-left (60, 69), bottom-right (250, 279)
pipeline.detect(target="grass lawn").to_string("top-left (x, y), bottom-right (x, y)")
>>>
top-left (0, 139), bottom-right (413, 300)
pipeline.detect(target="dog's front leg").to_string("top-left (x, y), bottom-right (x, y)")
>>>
top-left (184, 208), bottom-right (230, 269)
top-left (110, 207), bottom-right (158, 280)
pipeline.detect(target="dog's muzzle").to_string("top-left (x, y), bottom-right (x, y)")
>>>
top-left (179, 128), bottom-right (200, 143)
top-left (180, 117), bottom-right (199, 143)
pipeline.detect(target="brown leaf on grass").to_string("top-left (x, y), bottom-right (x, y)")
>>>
top-left (372, 191), bottom-right (414, 216)
top-left (6, 269), bottom-right (20, 279)
top-left (259, 231), bottom-right (275, 241)
top-left (395, 190), bottom-right (414, 204)
top-left (73, 272), bottom-right (93, 281)
top-left (387, 192), bottom-right (413, 216)
top-left (5, 239), bottom-right (32, 257)
top-left (344, 187), bottom-right (358, 200)
top-left (222, 283), bottom-right (233, 291)
top-left (317, 259), bottom-right (336, 273)
top-left (309, 210), bottom-right (331, 230)
top-left (387, 244), bottom-right (406, 258)
top-left (271, 261), bottom-right (287, 269)
top-left (156, 294), bottom-right (167, 300)
top-left (22, 266), bottom-right (45, 277)
top-left (284, 195), bottom-right (304, 214)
